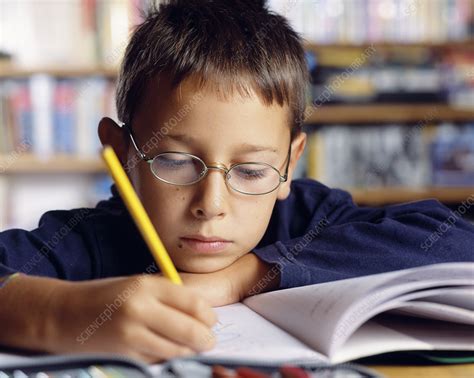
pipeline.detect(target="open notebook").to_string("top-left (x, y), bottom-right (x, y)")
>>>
top-left (198, 262), bottom-right (474, 365)
top-left (0, 262), bottom-right (472, 372)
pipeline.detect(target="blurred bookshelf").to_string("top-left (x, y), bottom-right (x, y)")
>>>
top-left (0, 154), bottom-right (105, 174)
top-left (306, 104), bottom-right (474, 124)
top-left (0, 66), bottom-right (118, 79)
top-left (351, 187), bottom-right (474, 206)
top-left (1, 0), bottom-right (473, 229)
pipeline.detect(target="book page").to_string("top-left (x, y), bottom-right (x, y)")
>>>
top-left (196, 303), bottom-right (327, 364)
top-left (328, 286), bottom-right (474, 352)
top-left (419, 287), bottom-right (474, 310)
top-left (243, 263), bottom-right (474, 357)
top-left (333, 313), bottom-right (474, 363)
top-left (0, 352), bottom-right (32, 365)
top-left (390, 301), bottom-right (474, 324)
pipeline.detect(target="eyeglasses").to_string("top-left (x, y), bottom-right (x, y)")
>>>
top-left (122, 124), bottom-right (291, 195)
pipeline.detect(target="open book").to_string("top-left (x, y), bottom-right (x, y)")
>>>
top-left (198, 262), bottom-right (474, 365)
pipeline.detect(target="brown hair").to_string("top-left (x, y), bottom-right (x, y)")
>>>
top-left (116, 0), bottom-right (309, 140)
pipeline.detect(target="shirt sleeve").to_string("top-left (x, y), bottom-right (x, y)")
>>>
top-left (253, 186), bottom-right (474, 289)
top-left (0, 208), bottom-right (97, 280)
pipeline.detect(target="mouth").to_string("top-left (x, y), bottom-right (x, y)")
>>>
top-left (180, 235), bottom-right (233, 253)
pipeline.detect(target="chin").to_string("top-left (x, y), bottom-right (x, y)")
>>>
top-left (176, 257), bottom-right (234, 274)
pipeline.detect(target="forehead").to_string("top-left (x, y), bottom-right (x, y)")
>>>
top-left (133, 75), bottom-right (291, 151)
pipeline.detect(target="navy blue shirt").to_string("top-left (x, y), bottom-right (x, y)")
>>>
top-left (1, 179), bottom-right (473, 288)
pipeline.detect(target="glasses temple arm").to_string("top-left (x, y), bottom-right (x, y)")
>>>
top-left (281, 143), bottom-right (292, 181)
top-left (122, 123), bottom-right (149, 161)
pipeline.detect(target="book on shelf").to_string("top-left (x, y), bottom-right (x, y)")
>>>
top-left (0, 176), bottom-right (8, 231)
top-left (268, 0), bottom-right (473, 44)
top-left (0, 75), bottom-right (116, 157)
top-left (0, 0), bottom-right (140, 68)
top-left (0, 174), bottom-right (112, 231)
top-left (431, 123), bottom-right (474, 186)
top-left (306, 48), bottom-right (474, 109)
top-left (199, 262), bottom-right (474, 365)
top-left (306, 123), bottom-right (474, 189)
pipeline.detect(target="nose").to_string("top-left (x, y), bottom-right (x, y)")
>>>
top-left (190, 167), bottom-right (229, 220)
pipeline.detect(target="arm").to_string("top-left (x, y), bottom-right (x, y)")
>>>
top-left (180, 253), bottom-right (279, 306)
top-left (0, 209), bottom-right (96, 279)
top-left (0, 273), bottom-right (217, 362)
top-left (252, 189), bottom-right (474, 289)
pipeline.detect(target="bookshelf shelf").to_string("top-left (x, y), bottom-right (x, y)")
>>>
top-left (351, 187), bottom-right (473, 205)
top-left (0, 66), bottom-right (118, 78)
top-left (305, 40), bottom-right (474, 51)
top-left (0, 155), bottom-right (105, 174)
top-left (1, 41), bottom-right (471, 79)
top-left (305, 104), bottom-right (474, 124)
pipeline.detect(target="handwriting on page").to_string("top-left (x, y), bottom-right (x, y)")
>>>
top-left (200, 303), bottom-right (325, 363)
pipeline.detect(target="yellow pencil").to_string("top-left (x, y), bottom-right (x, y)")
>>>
top-left (101, 145), bottom-right (182, 285)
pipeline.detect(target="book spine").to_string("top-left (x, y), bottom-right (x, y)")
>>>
top-left (53, 80), bottom-right (76, 154)
top-left (29, 74), bottom-right (54, 158)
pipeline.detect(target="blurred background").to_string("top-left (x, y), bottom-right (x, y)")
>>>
top-left (0, 0), bottom-right (473, 230)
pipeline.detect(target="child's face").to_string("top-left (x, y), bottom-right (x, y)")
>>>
top-left (100, 76), bottom-right (306, 273)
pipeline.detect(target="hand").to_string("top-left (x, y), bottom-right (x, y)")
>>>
top-left (46, 275), bottom-right (217, 363)
top-left (180, 253), bottom-right (281, 307)
top-left (179, 269), bottom-right (238, 307)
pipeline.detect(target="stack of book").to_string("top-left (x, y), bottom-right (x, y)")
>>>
top-left (306, 123), bottom-right (474, 188)
top-left (307, 49), bottom-right (474, 109)
top-left (0, 76), bottom-right (116, 157)
top-left (0, 0), bottom-right (144, 68)
top-left (268, 0), bottom-right (473, 44)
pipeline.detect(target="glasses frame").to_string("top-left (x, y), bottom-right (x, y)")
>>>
top-left (121, 123), bottom-right (292, 195)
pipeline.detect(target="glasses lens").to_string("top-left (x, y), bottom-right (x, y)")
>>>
top-left (151, 153), bottom-right (205, 184)
top-left (228, 163), bottom-right (281, 194)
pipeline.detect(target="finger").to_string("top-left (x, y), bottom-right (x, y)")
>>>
top-left (145, 301), bottom-right (216, 352)
top-left (151, 277), bottom-right (218, 327)
top-left (134, 326), bottom-right (196, 361)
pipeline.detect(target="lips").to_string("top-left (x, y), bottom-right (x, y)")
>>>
top-left (180, 234), bottom-right (232, 253)
top-left (182, 234), bottom-right (231, 242)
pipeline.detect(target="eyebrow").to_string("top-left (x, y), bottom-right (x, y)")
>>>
top-left (163, 134), bottom-right (279, 155)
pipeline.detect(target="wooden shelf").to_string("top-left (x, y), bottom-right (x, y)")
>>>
top-left (0, 154), bottom-right (106, 174)
top-left (0, 40), bottom-right (471, 79)
top-left (0, 66), bottom-right (118, 78)
top-left (305, 40), bottom-right (474, 51)
top-left (305, 104), bottom-right (474, 124)
top-left (350, 187), bottom-right (474, 205)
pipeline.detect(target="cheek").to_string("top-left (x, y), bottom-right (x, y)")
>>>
top-left (237, 196), bottom-right (275, 229)
top-left (130, 168), bottom-right (184, 219)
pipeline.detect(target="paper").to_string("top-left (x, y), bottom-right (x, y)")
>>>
top-left (197, 303), bottom-right (326, 364)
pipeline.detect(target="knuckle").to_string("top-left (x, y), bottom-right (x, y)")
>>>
top-left (121, 297), bottom-right (145, 319)
top-left (200, 328), bottom-right (216, 350)
top-left (183, 323), bottom-right (205, 347)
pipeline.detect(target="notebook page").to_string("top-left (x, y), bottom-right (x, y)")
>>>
top-left (390, 301), bottom-right (474, 324)
top-left (197, 303), bottom-right (327, 364)
top-left (328, 286), bottom-right (474, 352)
top-left (0, 352), bottom-right (32, 365)
top-left (420, 287), bottom-right (474, 310)
top-left (243, 263), bottom-right (474, 357)
top-left (333, 313), bottom-right (474, 363)
top-left (331, 319), bottom-right (431, 363)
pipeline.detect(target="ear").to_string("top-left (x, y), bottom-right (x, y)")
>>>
top-left (276, 132), bottom-right (307, 200)
top-left (98, 117), bottom-right (129, 164)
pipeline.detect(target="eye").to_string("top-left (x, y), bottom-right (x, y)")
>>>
top-left (155, 155), bottom-right (193, 168)
top-left (233, 165), bottom-right (269, 180)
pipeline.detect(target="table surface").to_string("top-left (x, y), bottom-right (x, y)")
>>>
top-left (368, 364), bottom-right (474, 378)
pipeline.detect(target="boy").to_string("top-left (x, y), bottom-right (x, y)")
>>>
top-left (0, 0), bottom-right (473, 363)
